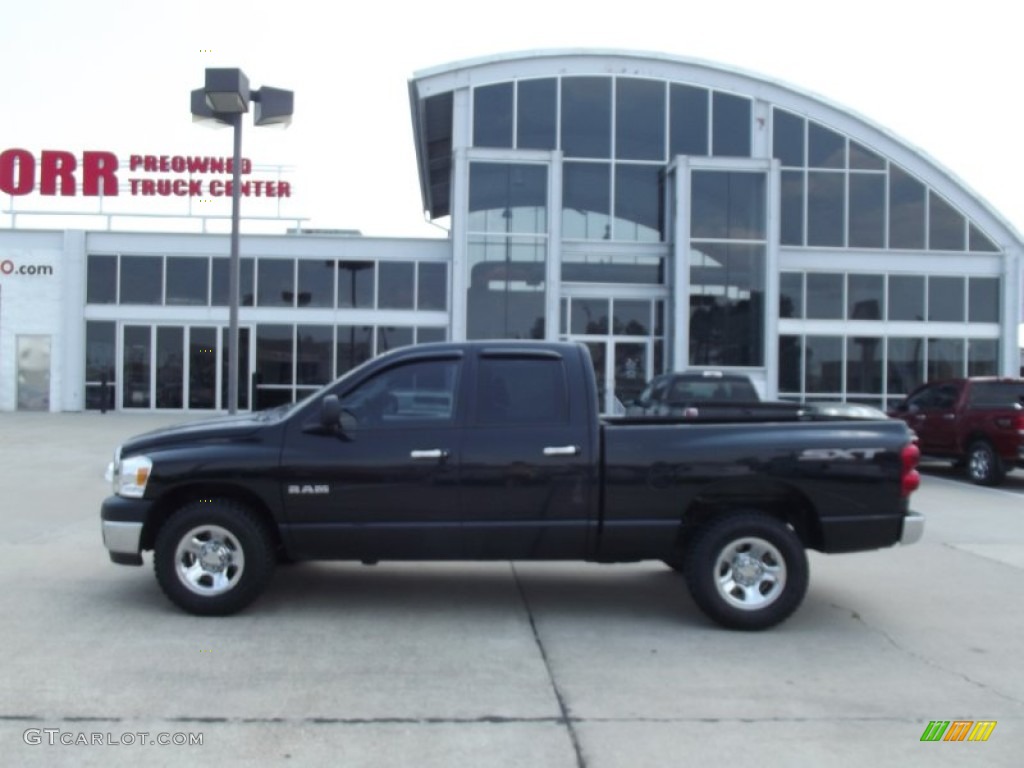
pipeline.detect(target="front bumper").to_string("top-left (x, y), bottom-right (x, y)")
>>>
top-left (101, 495), bottom-right (153, 566)
top-left (900, 510), bottom-right (925, 546)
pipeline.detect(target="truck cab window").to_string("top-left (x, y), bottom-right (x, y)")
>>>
top-left (341, 359), bottom-right (460, 427)
top-left (476, 357), bottom-right (569, 425)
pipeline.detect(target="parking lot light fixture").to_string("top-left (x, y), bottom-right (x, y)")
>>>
top-left (190, 67), bottom-right (294, 414)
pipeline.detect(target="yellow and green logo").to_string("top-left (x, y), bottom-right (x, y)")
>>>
top-left (920, 720), bottom-right (996, 742)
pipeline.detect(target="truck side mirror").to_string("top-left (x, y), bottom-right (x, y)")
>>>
top-left (319, 395), bottom-right (360, 435)
top-left (320, 395), bottom-right (342, 429)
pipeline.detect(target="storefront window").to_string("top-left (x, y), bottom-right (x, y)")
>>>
top-left (711, 92), bottom-right (751, 157)
top-left (473, 82), bottom-right (513, 148)
top-left (85, 321), bottom-right (115, 410)
top-left (336, 325), bottom-right (373, 376)
top-left (166, 257), bottom-right (209, 306)
top-left (670, 84), bottom-right (709, 157)
top-left (889, 166), bottom-right (926, 249)
top-left (86, 255), bottom-right (117, 304)
top-left (888, 275), bottom-right (924, 321)
top-left (156, 327), bottom-right (184, 408)
top-left (296, 260), bottom-right (335, 307)
top-left (211, 258), bottom-right (255, 307)
top-left (122, 325), bottom-right (151, 408)
top-left (120, 256), bottom-right (162, 305)
top-left (257, 258), bottom-right (295, 307)
top-left (562, 162), bottom-right (610, 240)
top-left (616, 78), bottom-right (665, 161)
top-left (847, 274), bottom-right (883, 320)
top-left (848, 174), bottom-right (885, 248)
top-left (806, 274), bottom-right (843, 320)
top-left (805, 336), bottom-right (843, 393)
top-left (378, 262), bottom-right (415, 309)
top-left (927, 338), bottom-right (965, 380)
top-left (467, 162), bottom-right (548, 340)
top-left (417, 263), bottom-right (447, 311)
top-left (337, 261), bottom-right (375, 308)
top-left (929, 193), bottom-right (966, 251)
top-left (517, 78), bottom-right (557, 150)
top-left (256, 324), bottom-right (293, 386)
top-left (561, 77), bottom-right (611, 159)
top-left (968, 277), bottom-right (1000, 323)
top-left (297, 325), bottom-right (333, 386)
top-left (614, 164), bottom-right (662, 241)
top-left (928, 277), bottom-right (964, 322)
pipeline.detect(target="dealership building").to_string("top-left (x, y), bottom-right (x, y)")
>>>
top-left (1, 49), bottom-right (1021, 413)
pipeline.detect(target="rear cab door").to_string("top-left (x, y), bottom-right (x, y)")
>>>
top-left (460, 345), bottom-right (598, 559)
top-left (963, 380), bottom-right (1024, 458)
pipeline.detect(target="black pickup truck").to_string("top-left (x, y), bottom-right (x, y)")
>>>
top-left (101, 341), bottom-right (923, 630)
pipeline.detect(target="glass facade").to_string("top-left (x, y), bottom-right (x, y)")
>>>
top-left (83, 253), bottom-right (449, 410)
top-left (778, 270), bottom-right (1001, 406)
top-left (85, 255), bottom-right (448, 312)
top-left (453, 65), bottom-right (1010, 409)
top-left (689, 171), bottom-right (768, 367)
top-left (466, 162), bottom-right (548, 340)
top-left (773, 108), bottom-right (999, 252)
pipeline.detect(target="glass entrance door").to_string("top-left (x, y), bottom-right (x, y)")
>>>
top-left (563, 295), bottom-right (664, 414)
top-left (581, 339), bottom-right (652, 414)
top-left (120, 324), bottom-right (252, 411)
top-left (612, 340), bottom-right (649, 409)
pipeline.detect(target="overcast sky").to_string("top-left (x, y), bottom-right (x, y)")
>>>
top-left (2, 0), bottom-right (1022, 245)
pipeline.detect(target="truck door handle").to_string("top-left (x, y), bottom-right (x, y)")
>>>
top-left (543, 445), bottom-right (580, 457)
top-left (410, 449), bottom-right (449, 460)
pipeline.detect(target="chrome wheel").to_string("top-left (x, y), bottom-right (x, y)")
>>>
top-left (155, 499), bottom-right (275, 615)
top-left (174, 524), bottom-right (246, 596)
top-left (713, 536), bottom-right (787, 611)
top-left (969, 444), bottom-right (991, 481)
top-left (967, 441), bottom-right (1004, 486)
top-left (685, 512), bottom-right (808, 630)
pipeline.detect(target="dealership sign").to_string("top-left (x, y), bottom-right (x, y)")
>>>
top-left (0, 148), bottom-right (292, 199)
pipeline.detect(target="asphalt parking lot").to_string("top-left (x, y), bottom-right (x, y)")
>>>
top-left (1, 411), bottom-right (1021, 767)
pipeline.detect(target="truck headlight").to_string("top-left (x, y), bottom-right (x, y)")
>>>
top-left (111, 450), bottom-right (153, 498)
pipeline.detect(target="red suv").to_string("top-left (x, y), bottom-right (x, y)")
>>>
top-left (891, 378), bottom-right (1024, 485)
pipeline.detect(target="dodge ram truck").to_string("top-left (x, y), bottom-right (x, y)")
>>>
top-left (891, 377), bottom-right (1024, 485)
top-left (102, 341), bottom-right (923, 630)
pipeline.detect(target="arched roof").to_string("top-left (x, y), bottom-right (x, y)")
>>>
top-left (408, 48), bottom-right (1023, 251)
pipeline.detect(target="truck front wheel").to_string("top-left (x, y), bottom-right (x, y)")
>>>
top-left (966, 440), bottom-right (1005, 486)
top-left (684, 513), bottom-right (808, 631)
top-left (154, 499), bottom-right (275, 616)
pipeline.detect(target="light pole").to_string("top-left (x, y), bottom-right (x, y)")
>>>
top-left (191, 68), bottom-right (293, 413)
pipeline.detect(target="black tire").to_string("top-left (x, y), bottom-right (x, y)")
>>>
top-left (966, 441), bottom-right (1005, 486)
top-left (154, 499), bottom-right (275, 616)
top-left (684, 512), bottom-right (808, 631)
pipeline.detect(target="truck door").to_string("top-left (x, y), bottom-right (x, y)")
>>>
top-left (459, 349), bottom-right (596, 559)
top-left (280, 353), bottom-right (464, 560)
top-left (904, 382), bottom-right (960, 453)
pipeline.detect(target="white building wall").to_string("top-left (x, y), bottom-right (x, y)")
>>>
top-left (0, 230), bottom-right (70, 412)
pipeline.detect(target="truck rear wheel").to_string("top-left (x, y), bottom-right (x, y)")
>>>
top-left (684, 512), bottom-right (808, 631)
top-left (966, 440), bottom-right (1005, 486)
top-left (154, 499), bottom-right (275, 616)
